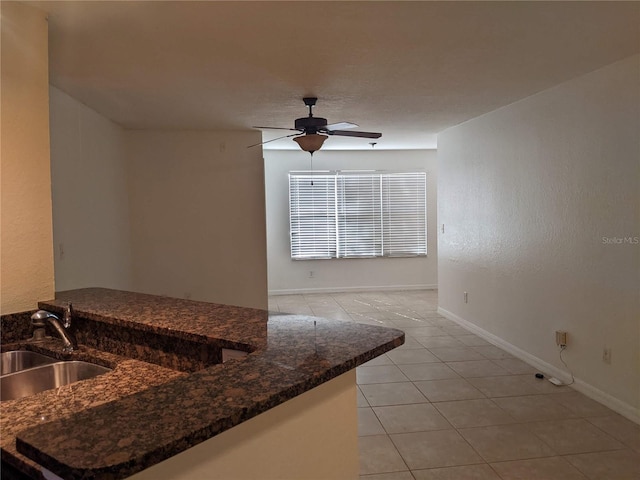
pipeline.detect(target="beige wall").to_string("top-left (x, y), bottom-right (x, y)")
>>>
top-left (438, 55), bottom-right (640, 421)
top-left (264, 149), bottom-right (438, 294)
top-left (0, 2), bottom-right (54, 314)
top-left (49, 86), bottom-right (133, 292)
top-left (129, 371), bottom-right (358, 480)
top-left (126, 130), bottom-right (268, 309)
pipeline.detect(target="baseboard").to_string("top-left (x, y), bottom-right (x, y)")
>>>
top-left (269, 284), bottom-right (438, 296)
top-left (438, 307), bottom-right (640, 425)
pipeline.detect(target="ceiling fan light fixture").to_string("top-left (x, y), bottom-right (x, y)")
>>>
top-left (293, 133), bottom-right (328, 153)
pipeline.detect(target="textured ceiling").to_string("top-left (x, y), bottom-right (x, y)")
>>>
top-left (36, 1), bottom-right (640, 150)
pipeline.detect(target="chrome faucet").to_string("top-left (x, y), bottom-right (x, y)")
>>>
top-left (31, 304), bottom-right (78, 353)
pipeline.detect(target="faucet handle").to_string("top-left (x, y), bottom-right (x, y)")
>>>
top-left (31, 310), bottom-right (47, 328)
top-left (63, 303), bottom-right (74, 329)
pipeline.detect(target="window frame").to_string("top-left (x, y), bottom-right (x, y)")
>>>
top-left (288, 170), bottom-right (427, 260)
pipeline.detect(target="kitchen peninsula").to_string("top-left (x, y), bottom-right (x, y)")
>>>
top-left (1, 288), bottom-right (404, 480)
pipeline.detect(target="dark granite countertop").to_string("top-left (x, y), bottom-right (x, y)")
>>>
top-left (1, 288), bottom-right (404, 480)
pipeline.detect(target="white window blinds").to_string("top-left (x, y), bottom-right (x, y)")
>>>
top-left (289, 173), bottom-right (337, 259)
top-left (337, 173), bottom-right (382, 258)
top-left (382, 172), bottom-right (427, 257)
top-left (289, 171), bottom-right (427, 260)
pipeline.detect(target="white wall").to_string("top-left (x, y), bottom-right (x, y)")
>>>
top-left (126, 130), bottom-right (268, 309)
top-left (438, 55), bottom-right (640, 420)
top-left (0, 2), bottom-right (54, 314)
top-left (49, 86), bottom-right (133, 291)
top-left (49, 93), bottom-right (268, 309)
top-left (264, 149), bottom-right (437, 294)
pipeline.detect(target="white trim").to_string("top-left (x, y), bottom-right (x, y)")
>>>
top-left (438, 307), bottom-right (640, 425)
top-left (269, 284), bottom-right (438, 296)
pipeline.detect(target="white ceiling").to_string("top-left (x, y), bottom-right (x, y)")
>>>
top-left (36, 1), bottom-right (639, 150)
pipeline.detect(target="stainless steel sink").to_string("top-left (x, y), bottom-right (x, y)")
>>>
top-left (1, 361), bottom-right (112, 402)
top-left (0, 350), bottom-right (59, 375)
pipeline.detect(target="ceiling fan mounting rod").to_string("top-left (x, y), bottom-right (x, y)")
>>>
top-left (295, 97), bottom-right (327, 132)
top-left (303, 97), bottom-right (318, 117)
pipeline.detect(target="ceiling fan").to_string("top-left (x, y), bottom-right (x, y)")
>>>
top-left (250, 97), bottom-right (382, 154)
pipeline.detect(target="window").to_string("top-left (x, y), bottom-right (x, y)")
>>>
top-left (289, 173), bottom-right (336, 259)
top-left (289, 171), bottom-right (427, 260)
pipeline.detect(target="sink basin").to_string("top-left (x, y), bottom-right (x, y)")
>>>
top-left (0, 350), bottom-right (59, 375)
top-left (1, 361), bottom-right (112, 402)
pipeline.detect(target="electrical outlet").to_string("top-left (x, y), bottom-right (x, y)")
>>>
top-left (464, 292), bottom-right (468, 303)
top-left (555, 331), bottom-right (567, 347)
top-left (603, 347), bottom-right (612, 364)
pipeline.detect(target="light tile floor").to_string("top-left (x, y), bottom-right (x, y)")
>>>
top-left (268, 290), bottom-right (640, 480)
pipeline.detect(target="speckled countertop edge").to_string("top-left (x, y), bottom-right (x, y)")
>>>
top-left (6, 288), bottom-right (404, 480)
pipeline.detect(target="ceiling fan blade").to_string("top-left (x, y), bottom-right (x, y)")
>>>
top-left (247, 133), bottom-right (300, 148)
top-left (324, 122), bottom-right (358, 131)
top-left (327, 130), bottom-right (382, 139)
top-left (253, 126), bottom-right (299, 132)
